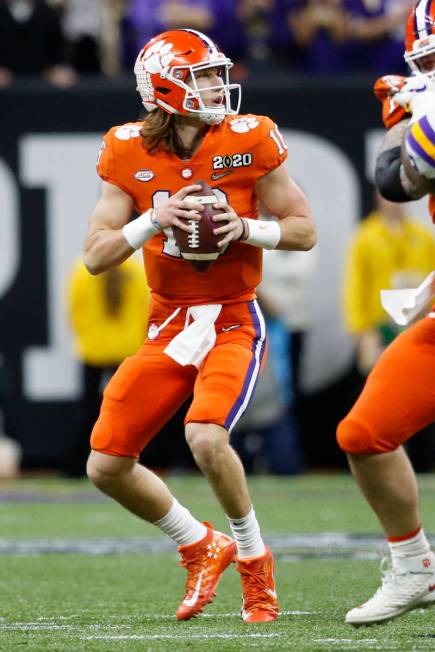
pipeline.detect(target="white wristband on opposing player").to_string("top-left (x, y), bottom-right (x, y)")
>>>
top-left (241, 218), bottom-right (281, 250)
top-left (122, 209), bottom-right (161, 250)
top-left (410, 92), bottom-right (435, 123)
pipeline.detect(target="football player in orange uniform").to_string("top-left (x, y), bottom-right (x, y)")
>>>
top-left (337, 1), bottom-right (435, 626)
top-left (84, 29), bottom-right (316, 623)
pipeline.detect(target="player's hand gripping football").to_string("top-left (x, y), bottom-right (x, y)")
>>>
top-left (154, 184), bottom-right (204, 232)
top-left (211, 202), bottom-right (244, 247)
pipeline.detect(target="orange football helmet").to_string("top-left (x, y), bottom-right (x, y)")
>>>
top-left (134, 29), bottom-right (241, 125)
top-left (405, 1), bottom-right (435, 80)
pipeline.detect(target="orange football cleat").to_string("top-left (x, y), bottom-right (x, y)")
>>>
top-left (237, 546), bottom-right (279, 623)
top-left (176, 522), bottom-right (236, 621)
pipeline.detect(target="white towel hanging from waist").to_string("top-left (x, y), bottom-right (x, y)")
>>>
top-left (380, 271), bottom-right (435, 326)
top-left (164, 304), bottom-right (222, 368)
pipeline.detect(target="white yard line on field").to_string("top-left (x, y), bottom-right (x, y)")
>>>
top-left (0, 532), bottom-right (396, 557)
top-left (312, 640), bottom-right (395, 650)
top-left (0, 610), bottom-right (315, 631)
top-left (0, 624), bottom-right (72, 630)
top-left (313, 640), bottom-right (380, 644)
top-left (84, 633), bottom-right (282, 640)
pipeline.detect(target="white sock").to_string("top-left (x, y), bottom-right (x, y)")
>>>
top-left (153, 498), bottom-right (207, 547)
top-left (227, 506), bottom-right (266, 559)
top-left (389, 527), bottom-right (431, 564)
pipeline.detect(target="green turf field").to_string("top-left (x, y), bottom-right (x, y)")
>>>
top-left (1, 473), bottom-right (435, 651)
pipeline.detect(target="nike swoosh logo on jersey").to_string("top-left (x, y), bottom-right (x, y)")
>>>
top-left (221, 324), bottom-right (241, 332)
top-left (211, 170), bottom-right (234, 181)
top-left (183, 569), bottom-right (204, 607)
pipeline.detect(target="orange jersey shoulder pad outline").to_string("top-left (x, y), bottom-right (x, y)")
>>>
top-left (97, 122), bottom-right (143, 192)
top-left (228, 114), bottom-right (288, 174)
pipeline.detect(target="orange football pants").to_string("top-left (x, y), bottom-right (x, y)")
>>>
top-left (90, 297), bottom-right (267, 458)
top-left (337, 313), bottom-right (435, 455)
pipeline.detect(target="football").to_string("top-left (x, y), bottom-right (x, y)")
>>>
top-left (172, 180), bottom-right (223, 273)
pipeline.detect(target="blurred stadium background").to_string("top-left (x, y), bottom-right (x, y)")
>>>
top-left (0, 72), bottom-right (431, 471)
top-left (0, 0), bottom-right (427, 469)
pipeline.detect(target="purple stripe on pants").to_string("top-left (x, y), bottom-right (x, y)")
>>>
top-left (420, 115), bottom-right (435, 145)
top-left (407, 130), bottom-right (435, 168)
top-left (224, 300), bottom-right (266, 432)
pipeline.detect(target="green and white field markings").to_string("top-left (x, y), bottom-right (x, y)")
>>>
top-left (1, 475), bottom-right (435, 650)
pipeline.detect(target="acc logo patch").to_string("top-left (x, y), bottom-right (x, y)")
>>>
top-left (134, 169), bottom-right (154, 182)
top-left (229, 117), bottom-right (260, 133)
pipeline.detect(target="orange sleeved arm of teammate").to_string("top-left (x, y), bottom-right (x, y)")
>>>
top-left (374, 75), bottom-right (409, 130)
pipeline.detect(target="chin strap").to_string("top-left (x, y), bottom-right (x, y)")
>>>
top-left (187, 111), bottom-right (225, 125)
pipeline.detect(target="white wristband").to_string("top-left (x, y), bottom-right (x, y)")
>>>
top-left (122, 209), bottom-right (161, 249)
top-left (410, 92), bottom-right (435, 123)
top-left (241, 218), bottom-right (281, 250)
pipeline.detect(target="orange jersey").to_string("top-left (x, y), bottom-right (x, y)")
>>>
top-left (97, 114), bottom-right (288, 306)
top-left (337, 313), bottom-right (435, 455)
top-left (374, 75), bottom-right (409, 130)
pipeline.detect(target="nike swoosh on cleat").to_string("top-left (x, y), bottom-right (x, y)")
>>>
top-left (211, 170), bottom-right (234, 181)
top-left (183, 569), bottom-right (204, 607)
top-left (221, 324), bottom-right (241, 332)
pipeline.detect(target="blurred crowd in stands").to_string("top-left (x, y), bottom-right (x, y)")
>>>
top-left (0, 0), bottom-right (415, 87)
